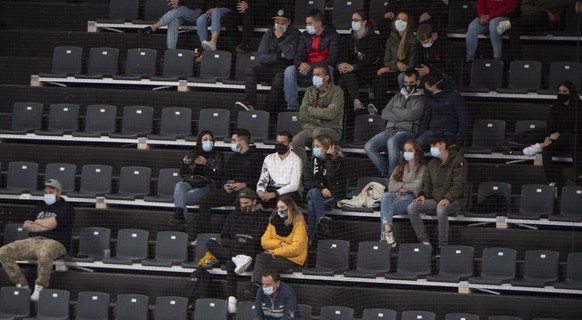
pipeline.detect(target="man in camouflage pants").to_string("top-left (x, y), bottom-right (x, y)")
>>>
top-left (0, 179), bottom-right (74, 301)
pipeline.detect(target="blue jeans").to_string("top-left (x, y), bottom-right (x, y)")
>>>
top-left (466, 16), bottom-right (508, 60)
top-left (283, 65), bottom-right (335, 110)
top-left (380, 192), bottom-right (414, 239)
top-left (159, 6), bottom-right (202, 49)
top-left (364, 129), bottom-right (416, 177)
top-left (196, 7), bottom-right (232, 42)
top-left (306, 188), bottom-right (334, 236)
top-left (173, 182), bottom-right (210, 221)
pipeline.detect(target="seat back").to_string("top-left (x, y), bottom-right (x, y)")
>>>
top-left (480, 247), bottom-right (517, 280)
top-left (506, 60), bottom-right (542, 91)
top-left (162, 49), bottom-right (194, 78)
top-left (518, 184), bottom-right (554, 216)
top-left (78, 164), bottom-right (113, 195)
top-left (120, 105), bottom-right (154, 135)
top-left (368, 0), bottom-right (389, 31)
top-left (194, 298), bottom-right (228, 320)
top-left (448, 1), bottom-right (477, 32)
top-left (0, 287), bottom-right (31, 318)
top-left (470, 60), bottom-right (504, 90)
top-left (44, 163), bottom-right (77, 194)
top-left (76, 227), bottom-right (111, 259)
top-left (475, 181), bottom-right (511, 214)
top-left (320, 306), bottom-right (354, 320)
top-left (37, 289), bottom-right (70, 319)
top-left (514, 120), bottom-right (546, 134)
top-left (522, 250), bottom-right (559, 282)
top-left (547, 61), bottom-right (582, 90)
top-left (5, 161), bottom-right (39, 192)
top-left (235, 300), bottom-right (255, 320)
top-left (470, 119), bottom-right (506, 150)
top-left (155, 168), bottom-right (182, 198)
top-left (158, 107), bottom-right (192, 137)
top-left (564, 252), bottom-right (582, 282)
top-left (351, 114), bottom-right (386, 145)
top-left (51, 46), bottom-right (83, 75)
top-left (395, 243), bottom-right (432, 275)
top-left (276, 112), bottom-right (304, 137)
top-left (231, 52), bottom-right (257, 81)
top-left (143, 0), bottom-right (170, 20)
top-left (488, 317), bottom-right (523, 320)
top-left (401, 311), bottom-right (437, 320)
top-left (355, 241), bottom-right (391, 273)
top-left (76, 291), bottom-right (110, 320)
top-left (294, 0), bottom-right (325, 28)
top-left (87, 47), bottom-right (119, 76)
top-left (299, 304), bottom-right (313, 320)
top-left (314, 239), bottom-right (350, 272)
top-left (114, 229), bottom-right (149, 260)
top-left (154, 296), bottom-right (188, 320)
top-left (115, 294), bottom-right (149, 320)
top-left (47, 103), bottom-right (80, 132)
top-left (108, 0), bottom-right (139, 20)
top-left (560, 186), bottom-right (582, 216)
top-left (332, 0), bottom-right (364, 30)
top-left (3, 223), bottom-right (29, 245)
top-left (362, 308), bottom-right (397, 320)
top-left (154, 231), bottom-right (188, 262)
top-left (195, 233), bottom-right (221, 262)
top-left (437, 245), bottom-right (475, 279)
top-left (445, 313), bottom-right (480, 320)
top-left (198, 108), bottom-right (231, 139)
top-left (116, 166), bottom-right (152, 197)
top-left (9, 102), bottom-right (43, 132)
top-left (124, 48), bottom-right (157, 77)
top-left (83, 104), bottom-right (118, 135)
top-left (236, 110), bottom-right (270, 142)
top-left (199, 50), bottom-right (232, 81)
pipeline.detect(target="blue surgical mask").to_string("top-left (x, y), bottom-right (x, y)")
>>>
top-left (274, 23), bottom-right (287, 33)
top-left (263, 286), bottom-right (274, 295)
top-left (394, 20), bottom-right (407, 32)
top-left (202, 141), bottom-right (214, 152)
top-left (231, 143), bottom-right (241, 153)
top-left (430, 146), bottom-right (441, 158)
top-left (312, 75), bottom-right (323, 88)
top-left (306, 25), bottom-right (317, 35)
top-left (351, 21), bottom-right (361, 32)
top-left (44, 194), bottom-right (57, 205)
top-left (403, 151), bottom-right (414, 162)
top-left (312, 147), bottom-right (323, 158)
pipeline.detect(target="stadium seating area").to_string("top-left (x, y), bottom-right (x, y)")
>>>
top-left (1, 0), bottom-right (582, 319)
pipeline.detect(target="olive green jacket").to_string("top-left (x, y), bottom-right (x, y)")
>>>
top-left (299, 83), bottom-right (344, 135)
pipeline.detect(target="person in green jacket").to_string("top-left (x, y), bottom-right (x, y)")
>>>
top-left (407, 133), bottom-right (468, 250)
top-left (292, 65), bottom-right (344, 162)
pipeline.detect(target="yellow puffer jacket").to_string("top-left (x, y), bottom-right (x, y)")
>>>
top-left (261, 220), bottom-right (308, 266)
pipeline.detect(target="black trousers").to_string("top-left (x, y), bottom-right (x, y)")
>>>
top-left (542, 134), bottom-right (582, 183)
top-left (251, 252), bottom-right (300, 283)
top-left (206, 239), bottom-right (240, 297)
top-left (245, 64), bottom-right (285, 109)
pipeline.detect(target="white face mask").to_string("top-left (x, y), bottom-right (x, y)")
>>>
top-left (351, 21), bottom-right (361, 32)
top-left (394, 20), bottom-right (407, 32)
top-left (44, 194), bottom-right (57, 205)
top-left (421, 41), bottom-right (433, 48)
top-left (306, 25), bottom-right (317, 35)
top-left (403, 151), bottom-right (414, 162)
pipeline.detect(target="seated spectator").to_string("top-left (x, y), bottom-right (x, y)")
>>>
top-left (407, 133), bottom-right (468, 250)
top-left (365, 69), bottom-right (426, 178)
top-left (198, 188), bottom-right (268, 314)
top-left (196, 0), bottom-right (236, 51)
top-left (172, 130), bottom-right (224, 228)
top-left (253, 270), bottom-right (303, 320)
top-left (0, 179), bottom-right (74, 301)
top-left (292, 65), bottom-right (344, 162)
top-left (235, 7), bottom-right (300, 111)
top-left (416, 74), bottom-right (471, 148)
top-left (337, 9), bottom-right (382, 114)
top-left (380, 140), bottom-right (426, 247)
top-left (139, 0), bottom-right (203, 49)
top-left (256, 131), bottom-right (303, 207)
top-left (370, 11), bottom-right (417, 114)
top-left (303, 134), bottom-right (346, 243)
top-left (284, 9), bottom-right (340, 111)
top-left (378, 0), bottom-right (449, 39)
top-left (194, 128), bottom-right (264, 236)
top-left (465, 0), bottom-right (519, 62)
top-left (248, 197), bottom-right (307, 297)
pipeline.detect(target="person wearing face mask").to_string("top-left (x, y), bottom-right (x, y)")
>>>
top-left (407, 133), bottom-right (468, 252)
top-left (0, 179), bottom-right (74, 302)
top-left (200, 188), bottom-right (268, 313)
top-left (337, 10), bottom-right (382, 115)
top-left (235, 7), bottom-right (301, 111)
top-left (171, 130), bottom-right (224, 228)
top-left (245, 196), bottom-right (307, 299)
top-left (379, 140), bottom-right (426, 247)
top-left (303, 134), bottom-right (346, 242)
top-left (256, 131), bottom-right (303, 207)
top-left (253, 270), bottom-right (303, 320)
top-left (365, 69), bottom-right (425, 178)
top-left (283, 9), bottom-right (340, 111)
top-left (292, 65), bottom-right (344, 163)
top-left (378, 0), bottom-right (449, 40)
top-left (369, 11), bottom-right (417, 115)
top-left (196, 128), bottom-right (264, 236)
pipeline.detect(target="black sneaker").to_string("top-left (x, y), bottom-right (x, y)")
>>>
top-left (139, 26), bottom-right (153, 35)
top-left (235, 43), bottom-right (250, 53)
top-left (235, 101), bottom-right (254, 111)
top-left (243, 281), bottom-right (260, 299)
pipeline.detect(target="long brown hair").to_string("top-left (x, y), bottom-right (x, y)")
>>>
top-left (390, 11), bottom-right (412, 61)
top-left (270, 195), bottom-right (305, 226)
top-left (313, 134), bottom-right (343, 159)
top-left (392, 139), bottom-right (425, 182)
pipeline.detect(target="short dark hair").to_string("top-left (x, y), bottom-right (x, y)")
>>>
top-left (232, 128), bottom-right (251, 144)
top-left (403, 69), bottom-right (420, 81)
top-left (427, 132), bottom-right (448, 146)
top-left (277, 131), bottom-right (293, 142)
top-left (262, 269), bottom-right (281, 281)
top-left (313, 64), bottom-right (329, 76)
top-left (307, 9), bottom-right (324, 23)
top-left (424, 73), bottom-right (445, 90)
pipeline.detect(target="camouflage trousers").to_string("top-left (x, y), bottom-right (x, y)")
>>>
top-left (0, 236), bottom-right (67, 287)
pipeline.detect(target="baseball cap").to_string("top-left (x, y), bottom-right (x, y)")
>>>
top-left (272, 8), bottom-right (292, 20)
top-left (45, 179), bottom-right (62, 191)
top-left (236, 188), bottom-right (259, 201)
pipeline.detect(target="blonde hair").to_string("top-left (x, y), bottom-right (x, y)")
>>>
top-left (270, 195), bottom-right (305, 226)
top-left (391, 12), bottom-right (412, 61)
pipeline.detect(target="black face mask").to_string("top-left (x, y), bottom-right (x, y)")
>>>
top-left (275, 143), bottom-right (289, 155)
top-left (404, 84), bottom-right (417, 94)
top-left (240, 205), bottom-right (253, 214)
top-left (557, 93), bottom-right (569, 104)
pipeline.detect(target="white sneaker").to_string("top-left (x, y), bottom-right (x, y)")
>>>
top-left (201, 40), bottom-right (217, 51)
top-left (235, 101), bottom-right (254, 111)
top-left (497, 20), bottom-right (511, 35)
top-left (15, 283), bottom-right (29, 288)
top-left (384, 231), bottom-right (397, 248)
top-left (353, 99), bottom-right (364, 112)
top-left (523, 143), bottom-right (543, 156)
top-left (30, 284), bottom-right (43, 301)
top-left (367, 103), bottom-right (378, 115)
top-left (232, 254), bottom-right (253, 275)
top-left (227, 296), bottom-right (237, 314)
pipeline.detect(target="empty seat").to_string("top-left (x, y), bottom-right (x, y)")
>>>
top-left (102, 229), bottom-right (149, 265)
top-left (181, 233), bottom-right (221, 268)
top-left (0, 287), bottom-right (31, 319)
top-left (150, 49), bottom-right (194, 81)
top-left (34, 289), bottom-right (70, 320)
top-left (105, 166), bottom-right (152, 200)
top-left (507, 184), bottom-right (554, 220)
top-left (67, 164), bottom-right (113, 198)
top-left (538, 61), bottom-right (582, 94)
top-left (0, 102), bottom-right (43, 134)
top-left (460, 59), bottom-right (504, 92)
top-left (72, 104), bottom-right (118, 137)
top-left (108, 105), bottom-right (154, 138)
top-left (464, 119), bottom-right (506, 154)
top-left (222, 52), bottom-right (257, 85)
top-left (35, 103), bottom-right (80, 136)
top-left (113, 48), bottom-right (157, 80)
top-left (234, 300), bottom-right (255, 320)
top-left (76, 47), bottom-right (120, 79)
top-left (75, 291), bottom-right (110, 320)
top-left (188, 50), bottom-right (232, 83)
top-left (445, 313), bottom-right (480, 320)
top-left (194, 298), bottom-right (228, 320)
top-left (511, 250), bottom-right (559, 287)
top-left (427, 245), bottom-right (475, 282)
top-left (447, 1), bottom-right (477, 32)
top-left (142, 231), bottom-right (188, 267)
top-left (299, 304), bottom-right (312, 320)
top-left (136, 0), bottom-right (171, 22)
top-left (514, 120), bottom-right (547, 134)
top-left (302, 239), bottom-right (350, 276)
top-left (488, 317), bottom-right (522, 320)
top-left (294, 0), bottom-right (325, 28)
top-left (320, 306), bottom-right (354, 320)
top-left (154, 296), bottom-right (188, 320)
top-left (191, 108), bottom-right (231, 140)
top-left (31, 163), bottom-right (77, 196)
top-left (344, 241), bottom-right (391, 278)
top-left (72, 227), bottom-right (111, 262)
top-left (144, 168), bottom-right (182, 203)
top-left (115, 294), bottom-right (149, 320)
top-left (147, 107), bottom-right (193, 140)
top-left (401, 311), bottom-right (436, 320)
top-left (0, 161), bottom-right (39, 195)
top-left (264, 112), bottom-right (304, 145)
top-left (38, 46), bottom-right (83, 78)
top-left (469, 247), bottom-right (517, 285)
top-left (3, 223), bottom-right (29, 245)
top-left (497, 60), bottom-right (542, 94)
top-left (385, 243), bottom-right (432, 280)
top-left (362, 308), bottom-right (397, 320)
top-left (342, 114), bottom-right (386, 148)
top-left (332, 0), bottom-right (364, 30)
top-left (235, 110), bottom-right (270, 143)
top-left (368, 0), bottom-right (389, 31)
top-left (549, 186), bottom-right (582, 222)
top-left (96, 0), bottom-right (140, 23)
top-left (464, 182), bottom-right (511, 218)
top-left (554, 252), bottom-right (582, 289)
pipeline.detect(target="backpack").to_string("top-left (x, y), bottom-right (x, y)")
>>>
top-left (187, 267), bottom-right (211, 307)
